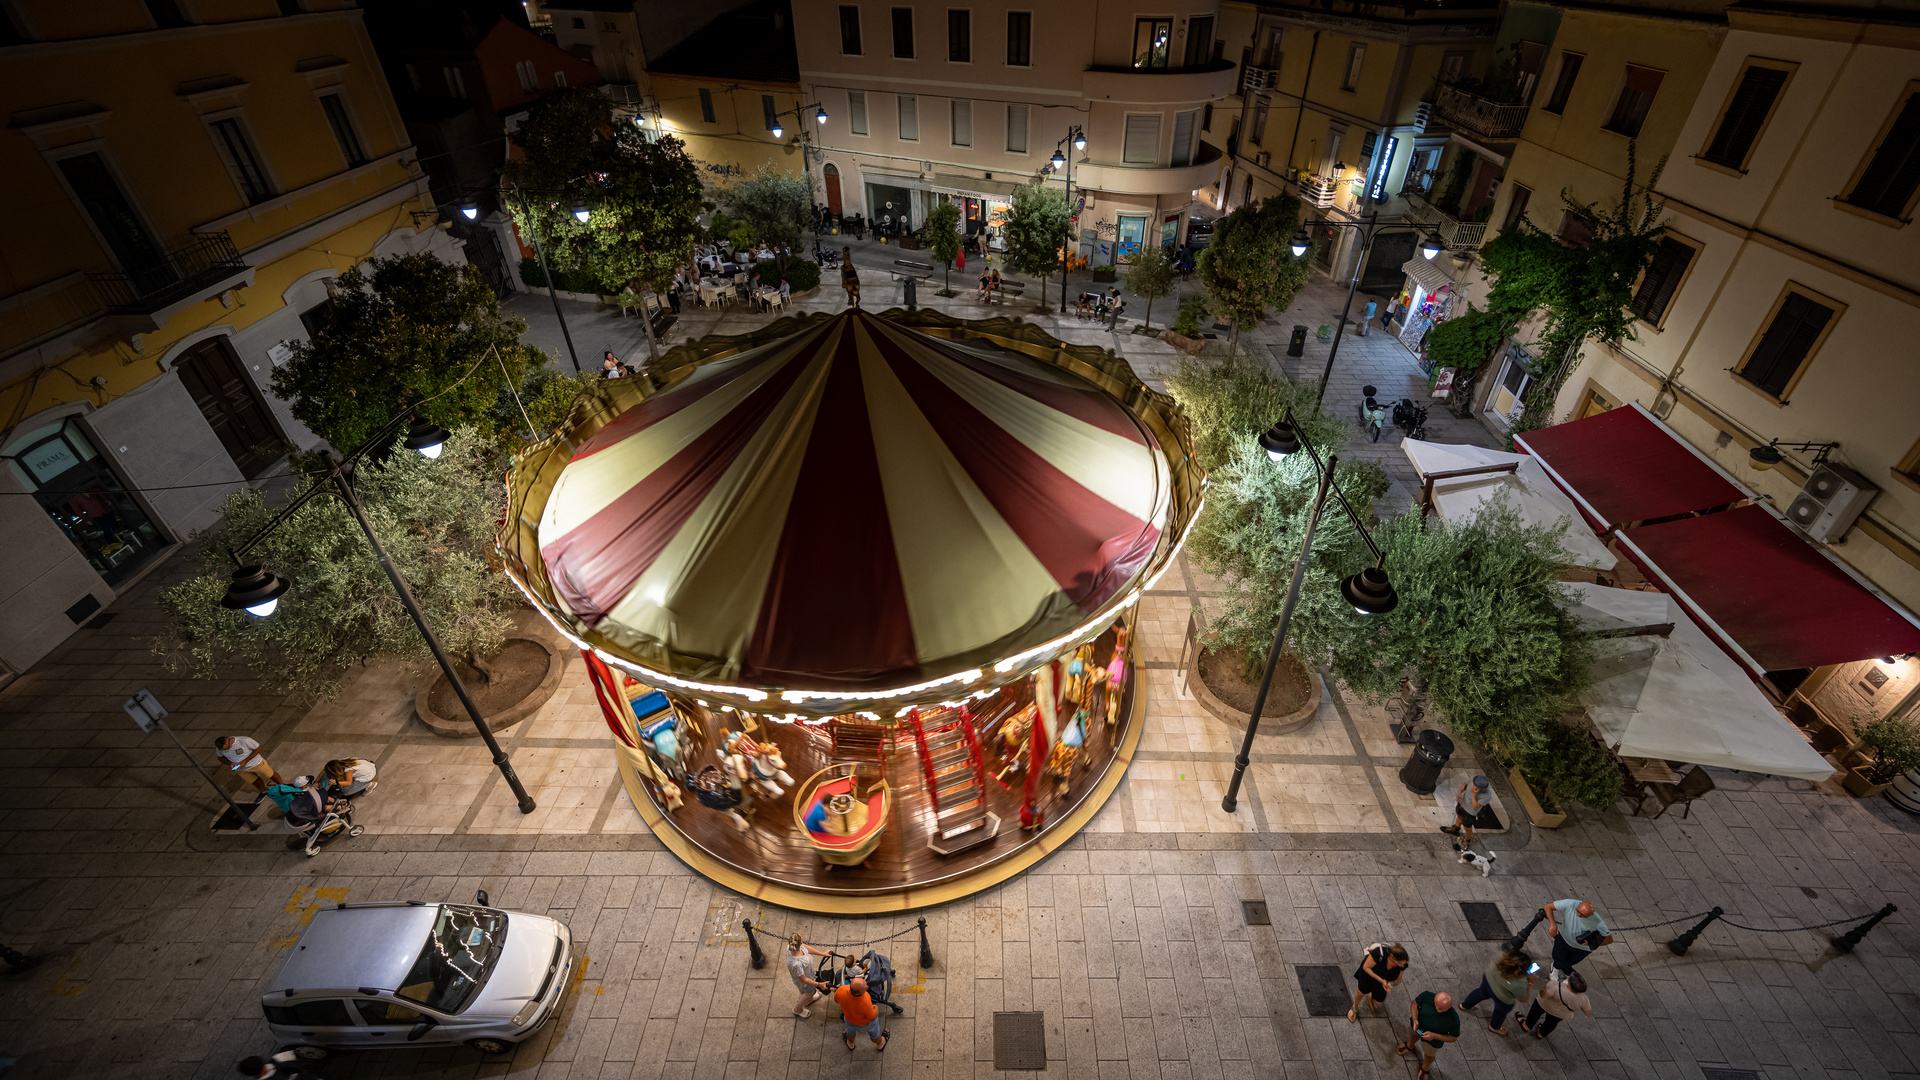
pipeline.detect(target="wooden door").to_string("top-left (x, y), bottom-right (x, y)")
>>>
top-left (823, 164), bottom-right (843, 217)
top-left (176, 338), bottom-right (286, 479)
top-left (1576, 386), bottom-right (1620, 419)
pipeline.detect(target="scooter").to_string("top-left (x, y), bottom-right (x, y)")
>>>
top-left (1392, 397), bottom-right (1430, 441)
top-left (1357, 385), bottom-right (1387, 443)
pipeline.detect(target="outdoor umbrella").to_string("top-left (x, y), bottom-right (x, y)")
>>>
top-left (1402, 438), bottom-right (1617, 569)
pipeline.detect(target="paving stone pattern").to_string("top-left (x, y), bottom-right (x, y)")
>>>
top-left (2, 268), bottom-right (1919, 1080)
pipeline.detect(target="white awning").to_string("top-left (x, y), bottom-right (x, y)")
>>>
top-left (1400, 438), bottom-right (1617, 569)
top-left (1401, 256), bottom-right (1456, 296)
top-left (931, 173), bottom-right (1019, 200)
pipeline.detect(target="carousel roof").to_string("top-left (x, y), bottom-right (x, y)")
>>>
top-left (521, 309), bottom-right (1183, 702)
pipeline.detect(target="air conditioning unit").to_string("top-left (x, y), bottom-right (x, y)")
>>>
top-left (1786, 462), bottom-right (1877, 543)
top-left (1242, 67), bottom-right (1275, 93)
top-left (1254, 151), bottom-right (1271, 168)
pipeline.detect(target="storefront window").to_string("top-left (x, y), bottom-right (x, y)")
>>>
top-left (3, 419), bottom-right (166, 586)
top-left (1116, 215), bottom-right (1147, 262)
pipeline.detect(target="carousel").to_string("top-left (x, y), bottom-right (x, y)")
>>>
top-left (497, 308), bottom-right (1202, 911)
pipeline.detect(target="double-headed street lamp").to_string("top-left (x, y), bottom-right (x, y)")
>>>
top-left (1051, 125), bottom-right (1088, 314)
top-left (220, 408), bottom-right (538, 814)
top-left (1220, 412), bottom-right (1398, 814)
top-left (1292, 196), bottom-right (1445, 412)
top-left (771, 102), bottom-right (830, 222)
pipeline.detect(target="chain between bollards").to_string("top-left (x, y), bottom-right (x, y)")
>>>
top-left (1833, 903), bottom-right (1897, 954)
top-left (1503, 910), bottom-right (1546, 956)
top-left (744, 919), bottom-right (766, 969)
top-left (918, 916), bottom-right (934, 969)
top-left (1666, 906), bottom-right (1723, 955)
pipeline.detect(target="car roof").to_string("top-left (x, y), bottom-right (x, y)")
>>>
top-left (271, 904), bottom-right (439, 995)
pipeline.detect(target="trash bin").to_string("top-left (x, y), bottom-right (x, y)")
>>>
top-left (1399, 729), bottom-right (1454, 795)
top-left (1288, 324), bottom-right (1308, 357)
top-left (904, 276), bottom-right (918, 310)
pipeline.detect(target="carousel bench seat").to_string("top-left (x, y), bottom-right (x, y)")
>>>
top-left (804, 776), bottom-right (886, 848)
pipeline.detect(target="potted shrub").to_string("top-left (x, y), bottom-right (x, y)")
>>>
top-left (1507, 766), bottom-right (1566, 829)
top-left (1091, 264), bottom-right (1118, 283)
top-left (1842, 715), bottom-right (1920, 797)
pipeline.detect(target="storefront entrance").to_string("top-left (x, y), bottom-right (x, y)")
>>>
top-left (2, 417), bottom-right (167, 588)
top-left (823, 163), bottom-right (843, 217)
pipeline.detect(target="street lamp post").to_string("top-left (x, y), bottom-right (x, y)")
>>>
top-left (1053, 125), bottom-right (1087, 315)
top-left (1220, 412), bottom-right (1398, 814)
top-left (773, 102), bottom-right (830, 230)
top-left (511, 189), bottom-right (584, 373)
top-left (1294, 201), bottom-right (1445, 412)
top-left (222, 411), bottom-right (539, 814)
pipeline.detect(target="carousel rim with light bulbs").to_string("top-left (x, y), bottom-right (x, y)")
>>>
top-left (495, 307), bottom-right (1204, 716)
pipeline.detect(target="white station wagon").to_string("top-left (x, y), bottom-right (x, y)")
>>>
top-left (263, 893), bottom-right (572, 1058)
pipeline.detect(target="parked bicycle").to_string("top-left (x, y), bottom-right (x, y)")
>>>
top-left (1392, 398), bottom-right (1430, 441)
top-left (1357, 385), bottom-right (1387, 443)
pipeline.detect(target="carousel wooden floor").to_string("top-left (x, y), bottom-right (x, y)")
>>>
top-left (629, 632), bottom-right (1134, 902)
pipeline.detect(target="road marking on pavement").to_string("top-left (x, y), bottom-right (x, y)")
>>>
top-left (703, 896), bottom-right (764, 947)
top-left (275, 885), bottom-right (350, 946)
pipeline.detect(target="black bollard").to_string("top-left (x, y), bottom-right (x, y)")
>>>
top-left (1666, 907), bottom-right (1723, 956)
top-left (918, 916), bottom-right (934, 969)
top-left (744, 919), bottom-right (766, 969)
top-left (1833, 903), bottom-right (1898, 955)
top-left (1503, 910), bottom-right (1546, 956)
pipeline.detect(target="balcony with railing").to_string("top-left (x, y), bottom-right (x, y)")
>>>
top-left (1432, 82), bottom-right (1530, 141)
top-left (1082, 58), bottom-right (1241, 105)
top-left (1404, 191), bottom-right (1488, 249)
top-left (86, 233), bottom-right (249, 316)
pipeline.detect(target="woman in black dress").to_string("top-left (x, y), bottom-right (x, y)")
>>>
top-left (1349, 942), bottom-right (1409, 1021)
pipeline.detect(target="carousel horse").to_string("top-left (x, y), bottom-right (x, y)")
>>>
top-left (686, 764), bottom-right (751, 832)
top-left (995, 704), bottom-right (1035, 783)
top-left (1045, 710), bottom-right (1089, 796)
top-left (841, 247), bottom-right (860, 307)
top-left (722, 730), bottom-right (793, 800)
top-left (1105, 624), bottom-right (1131, 725)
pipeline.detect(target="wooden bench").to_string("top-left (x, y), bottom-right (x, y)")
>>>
top-left (984, 281), bottom-right (1027, 304)
top-left (890, 258), bottom-right (934, 283)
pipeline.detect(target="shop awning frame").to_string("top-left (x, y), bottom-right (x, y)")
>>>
top-left (1514, 402), bottom-right (1747, 530)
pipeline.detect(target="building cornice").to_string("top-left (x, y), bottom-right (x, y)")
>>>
top-left (0, 8), bottom-right (364, 59)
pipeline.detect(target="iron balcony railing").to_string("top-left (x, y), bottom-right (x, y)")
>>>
top-left (1432, 83), bottom-right (1529, 140)
top-left (86, 232), bottom-right (248, 315)
top-left (1405, 192), bottom-right (1488, 249)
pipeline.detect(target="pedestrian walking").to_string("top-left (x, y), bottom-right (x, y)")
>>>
top-left (1458, 948), bottom-right (1536, 1034)
top-left (1441, 774), bottom-right (1492, 849)
top-left (1347, 941), bottom-right (1408, 1021)
top-left (237, 1051), bottom-right (321, 1078)
top-left (1394, 989), bottom-right (1459, 1080)
top-left (214, 736), bottom-right (282, 794)
top-left (834, 976), bottom-right (889, 1051)
top-left (786, 933), bottom-right (831, 1018)
top-left (1518, 969), bottom-right (1592, 1039)
top-left (1106, 298), bottom-right (1126, 331)
top-left (1542, 898), bottom-right (1612, 976)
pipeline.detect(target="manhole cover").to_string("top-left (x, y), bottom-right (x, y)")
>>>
top-left (1242, 900), bottom-right (1271, 926)
top-left (992, 1011), bottom-right (1046, 1070)
top-left (1459, 902), bottom-right (1511, 942)
top-left (1700, 1070), bottom-right (1762, 1080)
top-left (1295, 965), bottom-right (1349, 1016)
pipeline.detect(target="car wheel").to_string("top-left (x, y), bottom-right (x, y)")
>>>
top-left (284, 1045), bottom-right (330, 1061)
top-left (466, 1037), bottom-right (513, 1055)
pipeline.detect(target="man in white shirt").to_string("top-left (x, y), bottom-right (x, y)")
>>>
top-left (214, 735), bottom-right (283, 793)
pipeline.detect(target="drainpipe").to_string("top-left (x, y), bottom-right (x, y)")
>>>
top-left (1284, 31), bottom-right (1321, 181)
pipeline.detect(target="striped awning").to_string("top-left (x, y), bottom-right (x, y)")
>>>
top-left (502, 308), bottom-right (1198, 712)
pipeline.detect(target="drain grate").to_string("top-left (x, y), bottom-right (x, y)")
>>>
top-left (1459, 902), bottom-right (1511, 942)
top-left (1295, 965), bottom-right (1349, 1017)
top-left (992, 1011), bottom-right (1046, 1070)
top-left (1242, 900), bottom-right (1271, 926)
top-left (1700, 1070), bottom-right (1762, 1080)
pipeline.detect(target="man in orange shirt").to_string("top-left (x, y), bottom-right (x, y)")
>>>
top-left (834, 976), bottom-right (889, 1051)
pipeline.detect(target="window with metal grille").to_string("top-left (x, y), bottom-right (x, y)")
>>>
top-left (1842, 87), bottom-right (1920, 220)
top-left (839, 5), bottom-right (861, 54)
top-left (1251, 98), bottom-right (1268, 145)
top-left (319, 95), bottom-right (366, 167)
top-left (1007, 11), bottom-right (1031, 66)
top-left (1605, 65), bottom-right (1664, 138)
top-left (699, 88), bottom-right (715, 124)
top-left (898, 94), bottom-right (918, 141)
top-left (951, 100), bottom-right (971, 146)
top-left (1544, 54), bottom-right (1582, 114)
top-left (948, 9), bottom-right (969, 62)
top-left (209, 118), bottom-right (272, 204)
top-left (1702, 62), bottom-right (1789, 171)
top-left (1171, 110), bottom-right (1195, 166)
top-left (1736, 289), bottom-right (1836, 400)
top-left (892, 6), bottom-right (914, 58)
top-left (1631, 236), bottom-right (1696, 325)
top-left (848, 91), bottom-right (868, 135)
top-left (1123, 113), bottom-right (1160, 164)
top-left (1006, 103), bottom-right (1027, 153)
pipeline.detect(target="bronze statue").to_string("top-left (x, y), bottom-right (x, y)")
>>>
top-left (840, 247), bottom-right (860, 308)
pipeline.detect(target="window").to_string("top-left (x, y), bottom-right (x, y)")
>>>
top-left (848, 90), bottom-right (869, 135)
top-left (839, 5), bottom-right (861, 54)
top-left (1556, 210), bottom-right (1593, 249)
top-left (553, 71), bottom-right (567, 88)
top-left (950, 99), bottom-right (971, 146)
top-left (1358, 131), bottom-right (1378, 179)
top-left (1171, 110), bottom-right (1195, 166)
top-left (356, 998), bottom-right (425, 1024)
top-left (1439, 50), bottom-right (1470, 85)
top-left (1501, 183), bottom-right (1532, 231)
top-left (1631, 235), bottom-right (1699, 326)
top-left (1840, 84), bottom-right (1920, 221)
top-left (261, 999), bottom-right (353, 1027)
top-left (209, 118), bottom-right (272, 204)
top-left (1701, 61), bottom-right (1792, 172)
top-left (948, 9), bottom-right (969, 62)
top-left (1250, 98), bottom-right (1269, 145)
top-left (891, 7), bottom-right (914, 58)
top-left (1185, 16), bottom-right (1214, 69)
top-left (763, 94), bottom-right (778, 131)
top-left (1734, 286), bottom-right (1841, 402)
top-left (571, 16), bottom-right (585, 29)
top-left (1544, 53), bottom-right (1582, 114)
top-left (1134, 18), bottom-right (1172, 70)
top-left (1514, 41), bottom-right (1546, 103)
top-left (276, 0), bottom-right (303, 14)
top-left (516, 60), bottom-right (536, 93)
top-left (443, 66), bottom-right (467, 99)
top-left (1605, 65), bottom-right (1664, 138)
top-left (1259, 27), bottom-right (1280, 68)
top-left (145, 0), bottom-right (189, 28)
top-left (699, 88), bottom-right (716, 124)
top-left (319, 94), bottom-right (366, 168)
top-left (1006, 103), bottom-right (1027, 153)
top-left (1123, 113), bottom-right (1161, 164)
top-left (1, 5), bottom-right (30, 45)
top-left (298, 297), bottom-right (334, 338)
top-left (898, 94), bottom-right (918, 141)
top-left (1006, 11), bottom-right (1031, 66)
top-left (396, 907), bottom-right (506, 1015)
top-left (1202, 102), bottom-right (1213, 132)
top-left (1341, 43), bottom-right (1366, 91)
top-left (2, 417), bottom-right (166, 587)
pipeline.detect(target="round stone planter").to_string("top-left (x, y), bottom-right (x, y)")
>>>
top-left (1183, 643), bottom-right (1324, 736)
top-left (414, 636), bottom-right (564, 738)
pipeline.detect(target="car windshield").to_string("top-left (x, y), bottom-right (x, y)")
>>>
top-left (395, 905), bottom-right (507, 1014)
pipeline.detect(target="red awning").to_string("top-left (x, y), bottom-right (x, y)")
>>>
top-left (1515, 403), bottom-right (1745, 528)
top-left (1617, 505), bottom-right (1920, 674)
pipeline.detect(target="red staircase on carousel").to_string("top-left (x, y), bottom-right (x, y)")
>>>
top-left (907, 705), bottom-right (1000, 855)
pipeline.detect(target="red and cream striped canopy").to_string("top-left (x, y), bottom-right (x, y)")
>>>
top-left (505, 309), bottom-right (1195, 711)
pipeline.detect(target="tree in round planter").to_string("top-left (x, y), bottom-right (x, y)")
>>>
top-left (1124, 245), bottom-right (1175, 330)
top-left (1195, 194), bottom-right (1312, 349)
top-left (924, 201), bottom-right (963, 295)
top-left (1004, 181), bottom-right (1071, 308)
top-left (1843, 714), bottom-right (1920, 797)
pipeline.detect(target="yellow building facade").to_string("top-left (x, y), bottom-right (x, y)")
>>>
top-left (653, 74), bottom-right (811, 189)
top-left (0, 0), bottom-right (461, 676)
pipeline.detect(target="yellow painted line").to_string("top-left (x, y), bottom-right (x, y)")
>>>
top-left (48, 957), bottom-right (84, 997)
top-left (275, 886), bottom-right (350, 946)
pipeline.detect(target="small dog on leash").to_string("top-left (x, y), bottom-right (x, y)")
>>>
top-left (1457, 847), bottom-right (1497, 877)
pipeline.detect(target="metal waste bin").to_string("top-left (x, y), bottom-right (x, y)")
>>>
top-left (904, 276), bottom-right (918, 310)
top-left (1399, 729), bottom-right (1454, 795)
top-left (1288, 324), bottom-right (1308, 357)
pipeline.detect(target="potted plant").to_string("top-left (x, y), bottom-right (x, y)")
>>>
top-left (1843, 714), bottom-right (1920, 797)
top-left (1091, 264), bottom-right (1118, 283)
top-left (1507, 766), bottom-right (1566, 829)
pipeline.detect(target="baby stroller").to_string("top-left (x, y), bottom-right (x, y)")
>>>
top-left (819, 948), bottom-right (904, 1016)
top-left (267, 782), bottom-right (363, 858)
